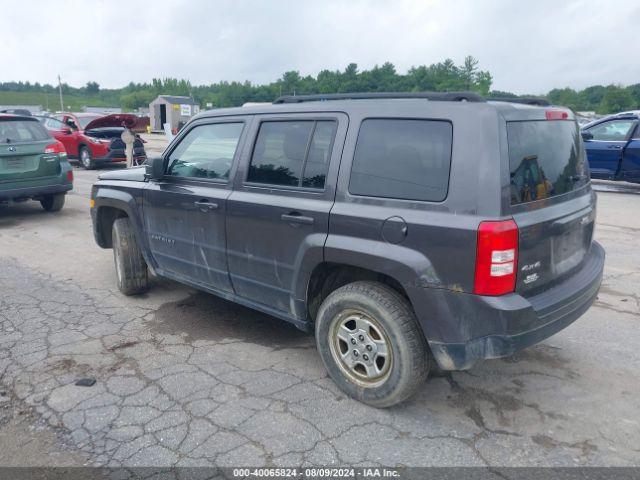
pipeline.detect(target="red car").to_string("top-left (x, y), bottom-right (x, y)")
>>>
top-left (40, 113), bottom-right (147, 169)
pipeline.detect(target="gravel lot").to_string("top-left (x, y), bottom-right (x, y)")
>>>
top-left (0, 150), bottom-right (639, 468)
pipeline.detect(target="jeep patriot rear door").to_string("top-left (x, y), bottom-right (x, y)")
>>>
top-left (226, 113), bottom-right (347, 316)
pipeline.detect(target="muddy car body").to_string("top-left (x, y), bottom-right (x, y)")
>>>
top-left (90, 92), bottom-right (604, 406)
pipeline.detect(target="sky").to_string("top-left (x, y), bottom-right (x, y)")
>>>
top-left (1, 0), bottom-right (639, 94)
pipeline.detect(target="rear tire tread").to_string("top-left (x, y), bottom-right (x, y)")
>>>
top-left (112, 217), bottom-right (148, 295)
top-left (315, 281), bottom-right (429, 407)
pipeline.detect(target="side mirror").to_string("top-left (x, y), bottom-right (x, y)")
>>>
top-left (145, 156), bottom-right (165, 180)
top-left (581, 131), bottom-right (593, 141)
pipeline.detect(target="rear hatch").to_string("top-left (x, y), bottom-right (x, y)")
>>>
top-left (0, 117), bottom-right (61, 183)
top-left (507, 114), bottom-right (595, 296)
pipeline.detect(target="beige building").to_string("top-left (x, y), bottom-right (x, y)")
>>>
top-left (149, 95), bottom-right (199, 131)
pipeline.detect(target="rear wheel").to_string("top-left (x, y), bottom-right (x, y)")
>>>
top-left (79, 146), bottom-right (94, 169)
top-left (112, 217), bottom-right (148, 295)
top-left (40, 193), bottom-right (65, 212)
top-left (315, 281), bottom-right (429, 407)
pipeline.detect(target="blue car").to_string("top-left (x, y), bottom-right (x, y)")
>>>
top-left (581, 111), bottom-right (640, 182)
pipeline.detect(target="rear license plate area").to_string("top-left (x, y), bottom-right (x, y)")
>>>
top-left (4, 157), bottom-right (25, 169)
top-left (553, 227), bottom-right (585, 275)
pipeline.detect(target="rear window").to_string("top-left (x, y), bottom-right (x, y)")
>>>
top-left (0, 119), bottom-right (50, 144)
top-left (349, 119), bottom-right (453, 202)
top-left (508, 121), bottom-right (587, 206)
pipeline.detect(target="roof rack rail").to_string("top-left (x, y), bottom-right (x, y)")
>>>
top-left (489, 97), bottom-right (551, 106)
top-left (273, 91), bottom-right (485, 104)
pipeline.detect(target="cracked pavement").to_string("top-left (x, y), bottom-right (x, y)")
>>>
top-left (0, 169), bottom-right (639, 468)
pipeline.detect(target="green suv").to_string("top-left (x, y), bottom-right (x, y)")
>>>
top-left (0, 114), bottom-right (73, 211)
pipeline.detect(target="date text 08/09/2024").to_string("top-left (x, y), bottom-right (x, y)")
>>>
top-left (232, 468), bottom-right (400, 478)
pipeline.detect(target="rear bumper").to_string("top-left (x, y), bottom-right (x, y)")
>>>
top-left (0, 181), bottom-right (72, 200)
top-left (428, 241), bottom-right (605, 370)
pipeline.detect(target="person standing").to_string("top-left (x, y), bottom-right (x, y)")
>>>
top-left (121, 126), bottom-right (135, 168)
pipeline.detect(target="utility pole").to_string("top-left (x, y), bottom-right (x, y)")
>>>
top-left (57, 75), bottom-right (64, 112)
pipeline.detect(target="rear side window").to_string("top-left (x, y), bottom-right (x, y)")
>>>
top-left (349, 119), bottom-right (453, 202)
top-left (508, 121), bottom-right (587, 206)
top-left (247, 120), bottom-right (336, 189)
top-left (0, 119), bottom-right (50, 143)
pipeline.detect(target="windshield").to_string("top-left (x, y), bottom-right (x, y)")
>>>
top-left (0, 119), bottom-right (50, 144)
top-left (508, 120), bottom-right (588, 206)
top-left (76, 115), bottom-right (101, 129)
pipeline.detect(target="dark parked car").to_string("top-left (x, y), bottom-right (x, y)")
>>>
top-left (1, 114), bottom-right (73, 211)
top-left (581, 110), bottom-right (640, 182)
top-left (90, 93), bottom-right (604, 407)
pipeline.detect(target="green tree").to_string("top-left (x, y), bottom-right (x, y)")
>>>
top-left (599, 85), bottom-right (634, 114)
top-left (85, 81), bottom-right (100, 95)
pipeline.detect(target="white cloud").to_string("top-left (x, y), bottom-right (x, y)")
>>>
top-left (1, 0), bottom-right (638, 93)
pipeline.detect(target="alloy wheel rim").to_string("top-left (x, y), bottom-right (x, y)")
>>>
top-left (82, 150), bottom-right (90, 167)
top-left (329, 308), bottom-right (393, 387)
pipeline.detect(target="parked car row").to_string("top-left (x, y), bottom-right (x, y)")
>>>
top-left (37, 113), bottom-right (147, 169)
top-left (0, 110), bottom-right (148, 212)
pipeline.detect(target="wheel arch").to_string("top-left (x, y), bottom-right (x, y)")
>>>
top-left (305, 262), bottom-right (412, 324)
top-left (92, 187), bottom-right (152, 266)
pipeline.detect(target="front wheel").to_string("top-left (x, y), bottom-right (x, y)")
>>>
top-left (112, 217), bottom-right (149, 295)
top-left (79, 146), bottom-right (95, 170)
top-left (315, 281), bottom-right (429, 407)
top-left (40, 193), bottom-right (65, 212)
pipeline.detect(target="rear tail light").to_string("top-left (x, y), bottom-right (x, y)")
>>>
top-left (45, 140), bottom-right (67, 156)
top-left (66, 170), bottom-right (74, 182)
top-left (473, 220), bottom-right (519, 296)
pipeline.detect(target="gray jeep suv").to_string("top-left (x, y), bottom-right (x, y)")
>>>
top-left (91, 92), bottom-right (604, 407)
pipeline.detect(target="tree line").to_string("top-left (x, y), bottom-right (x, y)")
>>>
top-left (2, 56), bottom-right (638, 114)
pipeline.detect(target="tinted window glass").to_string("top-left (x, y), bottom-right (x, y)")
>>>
top-left (248, 121), bottom-right (313, 187)
top-left (586, 119), bottom-right (635, 141)
top-left (45, 118), bottom-right (66, 130)
top-left (0, 119), bottom-right (50, 143)
top-left (167, 123), bottom-right (243, 180)
top-left (349, 119), bottom-right (452, 201)
top-left (508, 121), bottom-right (587, 206)
top-left (302, 121), bottom-right (336, 189)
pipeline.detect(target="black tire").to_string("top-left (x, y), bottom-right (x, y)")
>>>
top-left (112, 217), bottom-right (149, 295)
top-left (79, 146), bottom-right (95, 170)
top-left (40, 193), bottom-right (65, 212)
top-left (315, 281), bottom-right (429, 408)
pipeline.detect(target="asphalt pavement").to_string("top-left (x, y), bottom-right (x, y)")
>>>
top-left (0, 167), bottom-right (639, 468)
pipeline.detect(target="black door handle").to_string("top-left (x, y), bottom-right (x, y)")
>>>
top-left (194, 200), bottom-right (218, 211)
top-left (281, 212), bottom-right (315, 225)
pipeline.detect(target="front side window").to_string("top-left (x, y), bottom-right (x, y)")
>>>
top-left (586, 119), bottom-right (636, 141)
top-left (167, 122), bottom-right (244, 180)
top-left (45, 118), bottom-right (66, 130)
top-left (349, 119), bottom-right (453, 202)
top-left (247, 120), bottom-right (337, 189)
